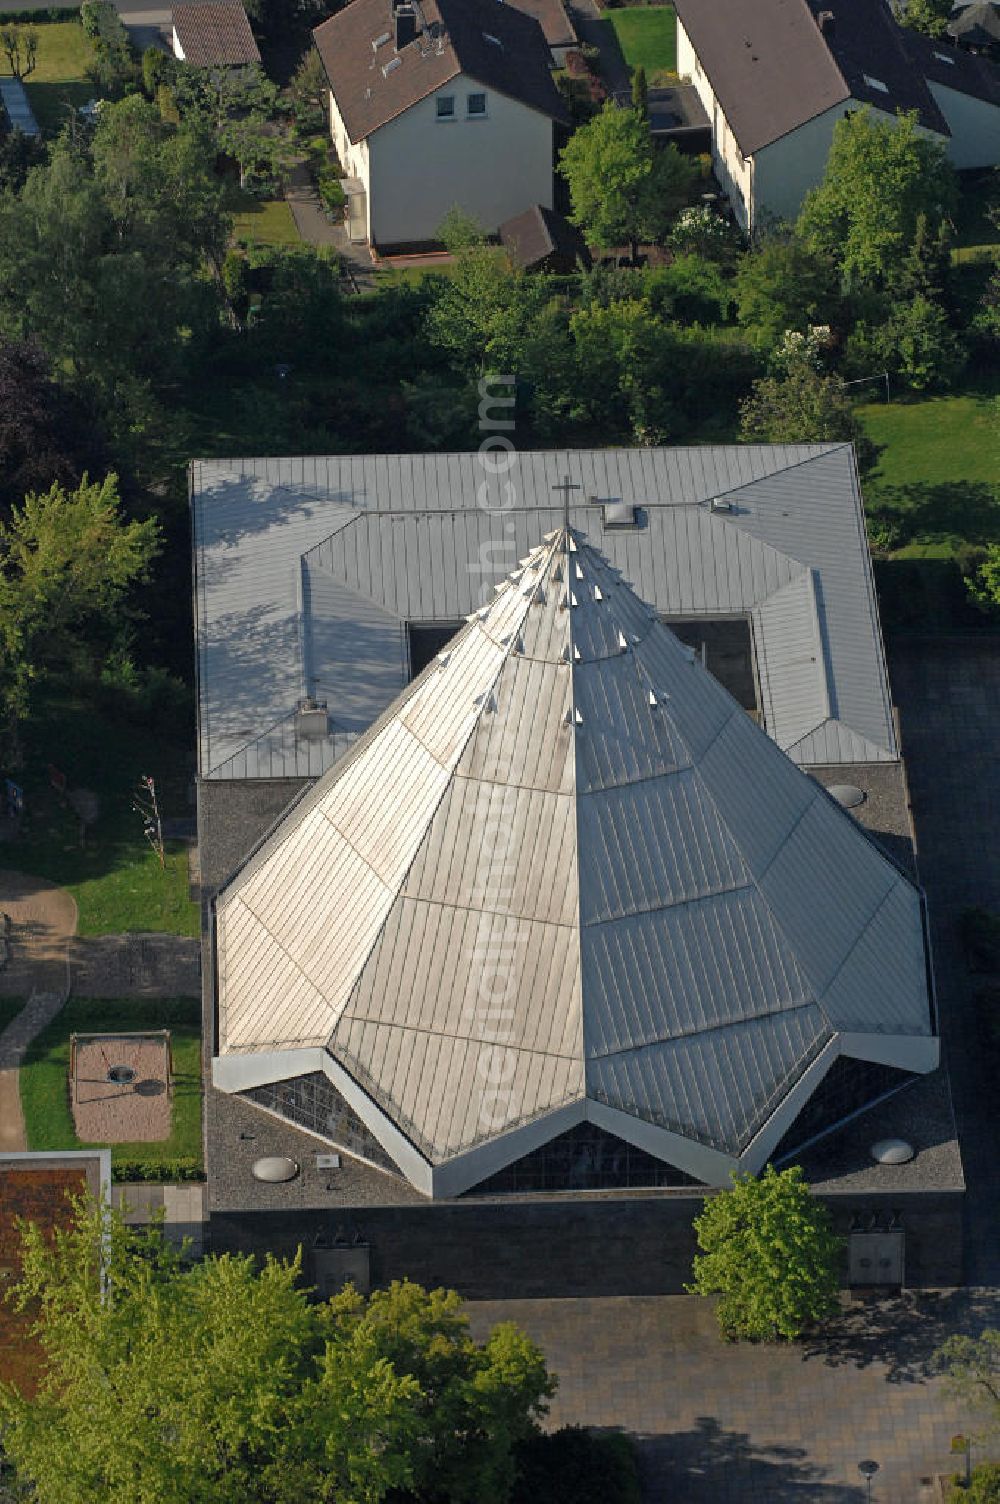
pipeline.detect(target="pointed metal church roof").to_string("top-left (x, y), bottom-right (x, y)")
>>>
top-left (212, 527), bottom-right (936, 1194)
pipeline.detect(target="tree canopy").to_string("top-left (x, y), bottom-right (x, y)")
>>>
top-left (798, 107), bottom-right (957, 292)
top-left (0, 474), bottom-right (158, 741)
top-left (559, 103), bottom-right (696, 261)
top-left (0, 1201), bottom-right (556, 1504)
top-left (688, 1165), bottom-right (842, 1341)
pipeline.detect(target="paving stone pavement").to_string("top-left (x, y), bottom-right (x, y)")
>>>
top-left (468, 1293), bottom-right (981, 1502)
top-left (112, 1182), bottom-right (207, 1257)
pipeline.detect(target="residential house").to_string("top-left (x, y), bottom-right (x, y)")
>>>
top-left (313, 0), bottom-right (570, 251)
top-left (171, 0), bottom-right (261, 68)
top-left (675, 0), bottom-right (1000, 233)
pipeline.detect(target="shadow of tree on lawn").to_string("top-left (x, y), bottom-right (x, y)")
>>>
top-left (869, 482), bottom-right (1000, 551)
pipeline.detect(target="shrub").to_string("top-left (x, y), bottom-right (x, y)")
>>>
top-left (113, 1158), bottom-right (204, 1182)
top-left (865, 506), bottom-right (907, 554)
top-left (512, 1427), bottom-right (642, 1504)
top-left (956, 1463), bottom-right (1000, 1501)
top-left (689, 1164), bottom-right (842, 1342)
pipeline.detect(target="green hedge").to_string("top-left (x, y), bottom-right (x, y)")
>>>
top-left (0, 6), bottom-right (80, 18)
top-left (113, 1158), bottom-right (204, 1183)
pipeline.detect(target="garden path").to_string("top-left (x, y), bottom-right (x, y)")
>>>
top-left (0, 870), bottom-right (77, 1152)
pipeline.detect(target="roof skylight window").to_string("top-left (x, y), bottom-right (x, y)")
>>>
top-left (483, 30), bottom-right (502, 45)
top-left (862, 73), bottom-right (888, 92)
top-left (933, 49), bottom-right (955, 62)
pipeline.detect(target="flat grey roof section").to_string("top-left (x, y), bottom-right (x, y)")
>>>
top-left (0, 78), bottom-right (40, 137)
top-left (192, 445), bottom-right (897, 781)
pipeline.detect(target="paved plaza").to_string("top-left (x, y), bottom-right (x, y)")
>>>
top-left (470, 1291), bottom-right (987, 1502)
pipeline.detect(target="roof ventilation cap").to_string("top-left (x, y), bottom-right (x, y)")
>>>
top-left (828, 783), bottom-right (866, 809)
top-left (603, 501), bottom-right (638, 530)
top-left (295, 698), bottom-right (329, 740)
top-left (870, 1138), bottom-right (914, 1166)
top-left (252, 1156), bottom-right (299, 1183)
top-left (710, 497), bottom-right (734, 513)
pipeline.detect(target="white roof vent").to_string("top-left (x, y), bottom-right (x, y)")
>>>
top-left (870, 1138), bottom-right (914, 1166)
top-left (252, 1156), bottom-right (299, 1183)
top-left (295, 699), bottom-right (329, 740)
top-left (603, 501), bottom-right (638, 530)
top-left (828, 783), bottom-right (866, 809)
top-left (315, 1153), bottom-right (341, 1169)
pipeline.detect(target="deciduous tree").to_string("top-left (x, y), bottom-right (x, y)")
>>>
top-left (559, 103), bottom-right (696, 262)
top-left (0, 1200), bottom-right (555, 1504)
top-left (798, 107), bottom-right (957, 292)
top-left (0, 474), bottom-right (159, 739)
top-left (688, 1164), bottom-right (842, 1341)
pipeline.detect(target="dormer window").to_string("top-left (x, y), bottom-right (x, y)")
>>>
top-left (467, 92), bottom-right (487, 116)
top-left (436, 94), bottom-right (455, 118)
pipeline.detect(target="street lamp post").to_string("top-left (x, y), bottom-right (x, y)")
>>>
top-left (857, 1459), bottom-right (880, 1501)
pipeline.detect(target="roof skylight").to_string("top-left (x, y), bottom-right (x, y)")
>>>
top-left (862, 73), bottom-right (888, 92)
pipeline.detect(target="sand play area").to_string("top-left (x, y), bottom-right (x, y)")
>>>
top-left (71, 1036), bottom-right (171, 1143)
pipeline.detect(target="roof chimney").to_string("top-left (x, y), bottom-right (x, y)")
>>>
top-left (393, 0), bottom-right (417, 49)
top-left (817, 9), bottom-right (836, 38)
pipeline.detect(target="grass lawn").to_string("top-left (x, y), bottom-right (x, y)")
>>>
top-left (230, 195), bottom-right (302, 248)
top-left (606, 5), bottom-right (677, 78)
top-left (7, 689), bottom-right (199, 938)
top-left (20, 997), bottom-right (203, 1178)
top-left (10, 20), bottom-right (95, 136)
top-left (858, 380), bottom-right (1000, 632)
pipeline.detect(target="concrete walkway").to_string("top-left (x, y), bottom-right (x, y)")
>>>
top-left (0, 871), bottom-right (77, 1152)
top-left (285, 161), bottom-right (375, 291)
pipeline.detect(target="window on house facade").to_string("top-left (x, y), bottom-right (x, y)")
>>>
top-left (436, 95), bottom-right (455, 118)
top-left (467, 92), bottom-right (487, 117)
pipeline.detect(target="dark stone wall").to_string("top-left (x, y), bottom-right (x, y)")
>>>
top-left (209, 1186), bottom-right (964, 1297)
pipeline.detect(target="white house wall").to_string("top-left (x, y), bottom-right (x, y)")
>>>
top-left (752, 101), bottom-right (945, 229)
top-left (929, 80), bottom-right (1000, 168)
top-left (677, 18), bottom-right (752, 231)
top-left (365, 74), bottom-right (554, 246)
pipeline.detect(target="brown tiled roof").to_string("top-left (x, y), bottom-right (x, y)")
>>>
top-left (0, 1164), bottom-right (90, 1397)
top-left (500, 202), bottom-right (590, 266)
top-left (674, 0), bottom-right (949, 156)
top-left (314, 0), bottom-right (569, 143)
top-left (173, 0), bottom-right (261, 67)
top-left (506, 0), bottom-right (577, 50)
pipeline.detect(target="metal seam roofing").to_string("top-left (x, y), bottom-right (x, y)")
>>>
top-left (192, 445), bottom-right (897, 782)
top-left (214, 525), bottom-right (933, 1182)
